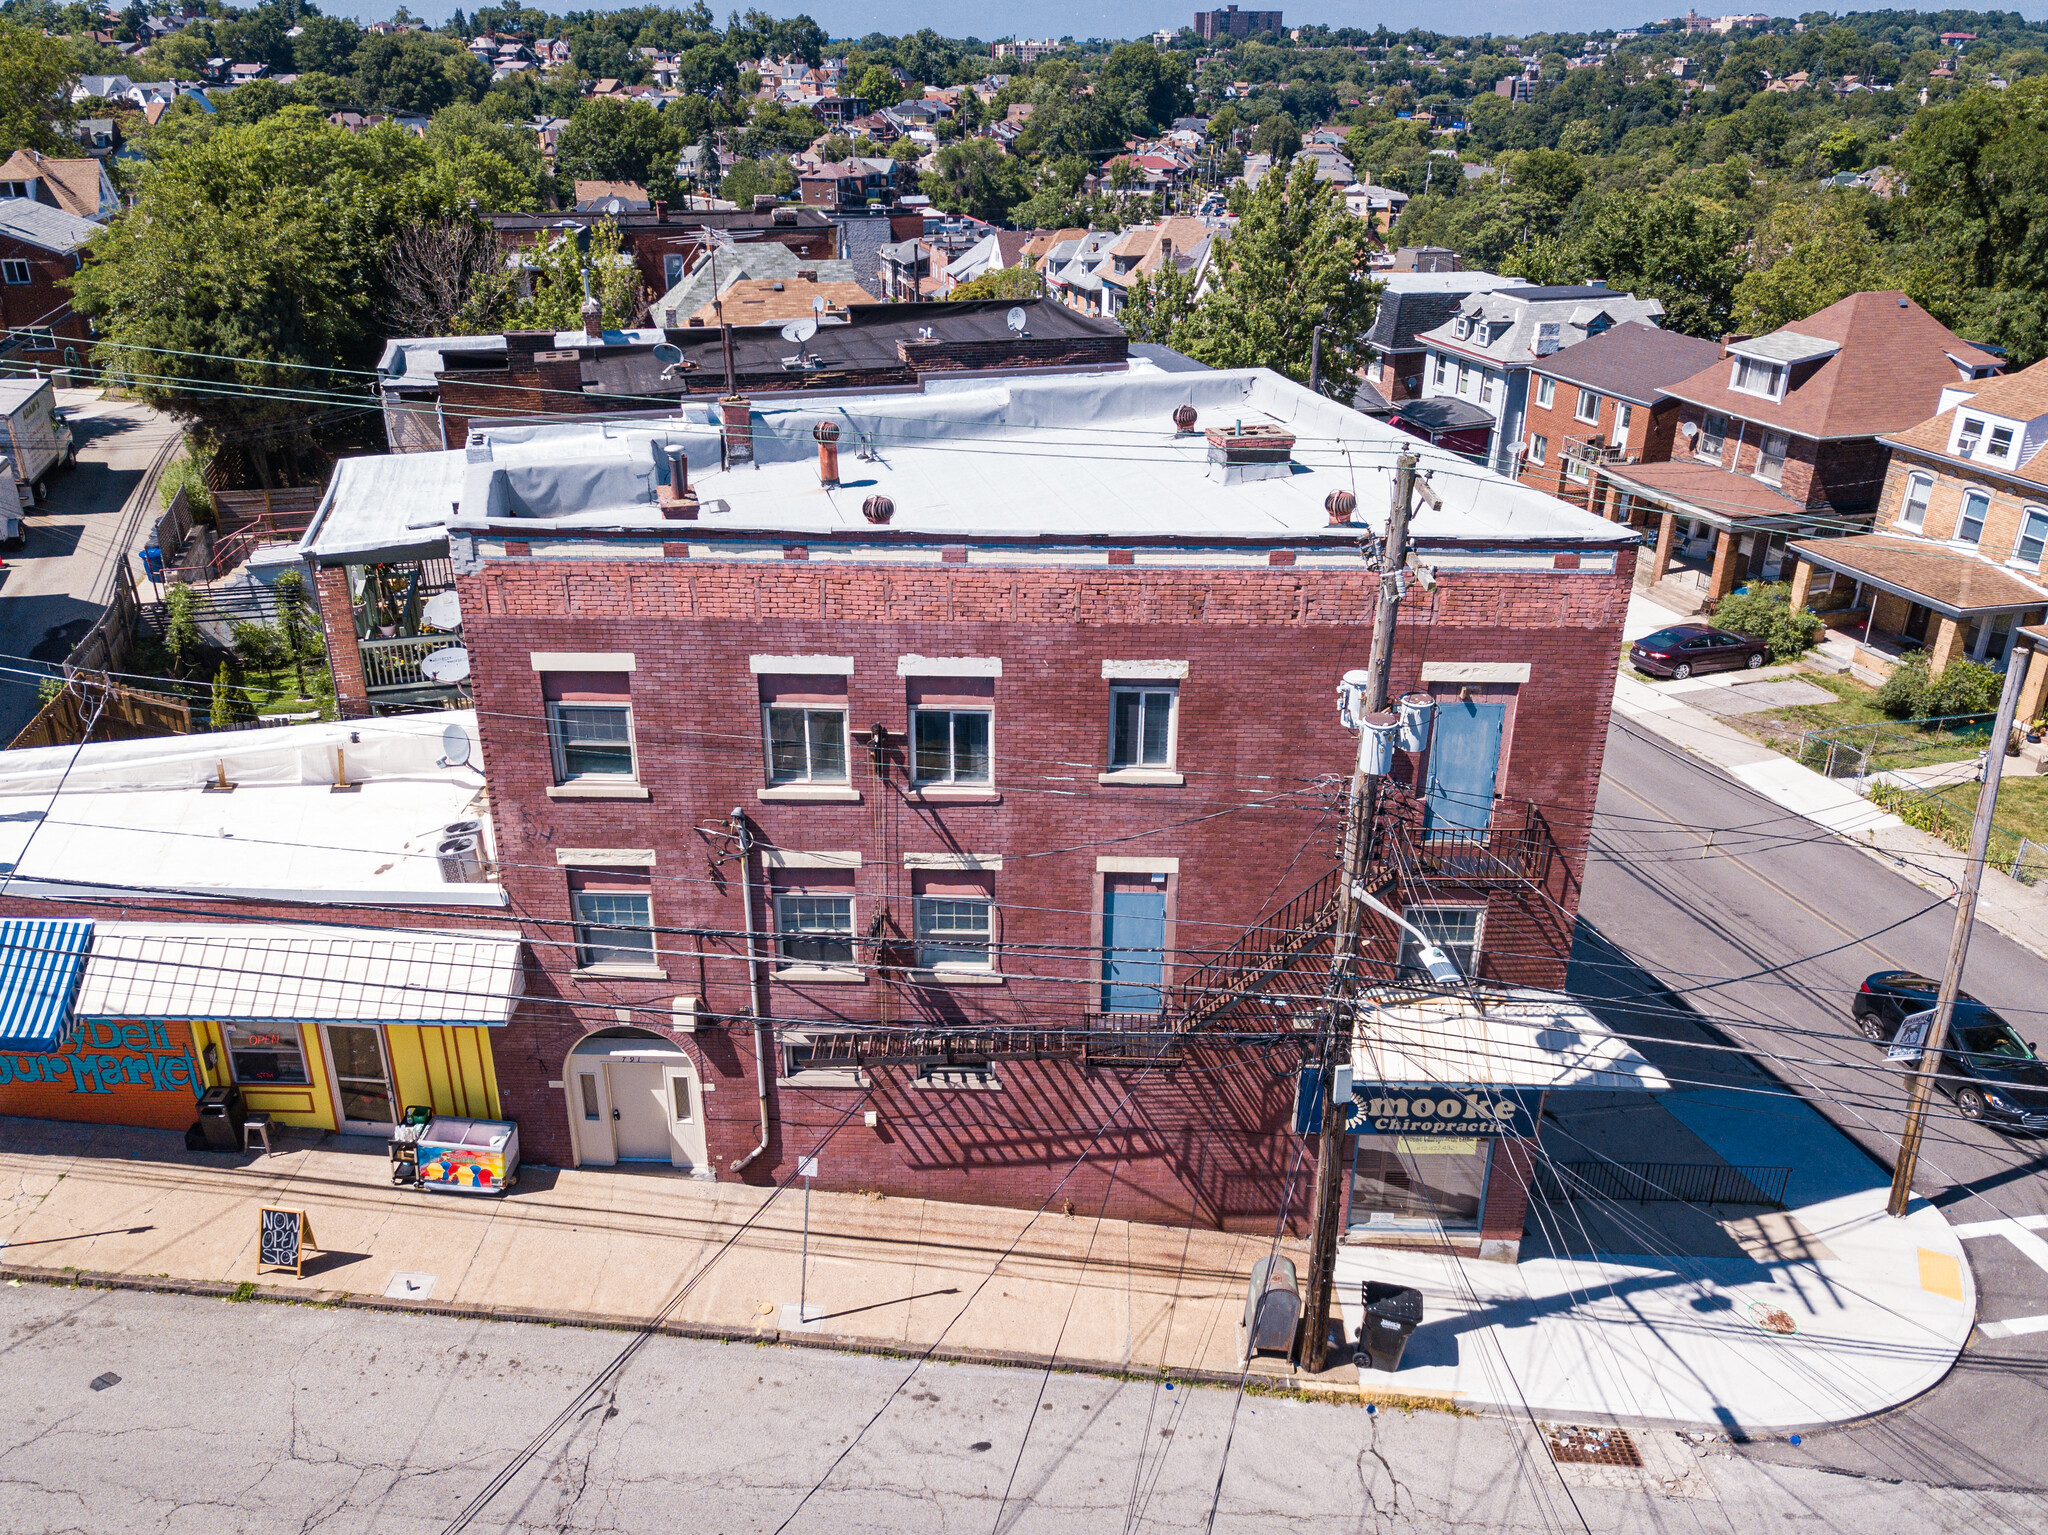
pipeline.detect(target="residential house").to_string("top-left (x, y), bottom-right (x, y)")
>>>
top-left (573, 180), bottom-right (652, 213)
top-left (1784, 359), bottom-right (2048, 688)
top-left (941, 227), bottom-right (1037, 292)
top-left (1096, 217), bottom-right (1214, 314)
top-left (651, 246), bottom-right (865, 327)
top-left (1042, 230), bottom-right (1122, 316)
top-left (488, 205), bottom-right (839, 308)
top-left (1415, 283), bottom-right (1667, 475)
top-left (1600, 292), bottom-right (2003, 610)
top-left (0, 150), bottom-right (119, 222)
top-left (1020, 226), bottom-right (1086, 270)
top-left (678, 274), bottom-right (874, 327)
top-left (1386, 245), bottom-right (1459, 273)
top-left (798, 158), bottom-right (912, 210)
top-left (1515, 322), bottom-right (1723, 513)
top-left (1344, 182), bottom-right (1409, 229)
top-left (296, 362), bottom-right (1640, 1259)
top-left (71, 74), bottom-right (133, 103)
top-left (0, 199), bottom-right (100, 367)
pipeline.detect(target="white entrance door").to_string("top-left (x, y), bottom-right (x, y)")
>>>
top-left (323, 1024), bottom-right (396, 1134)
top-left (609, 1062), bottom-right (672, 1161)
top-left (662, 1063), bottom-right (708, 1174)
top-left (571, 1064), bottom-right (616, 1166)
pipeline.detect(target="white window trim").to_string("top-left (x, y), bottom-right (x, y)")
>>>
top-left (2010, 506), bottom-right (2048, 569)
top-left (1955, 490), bottom-right (1991, 547)
top-left (547, 699), bottom-right (638, 786)
top-left (1897, 472), bottom-right (1932, 530)
top-left (1535, 376), bottom-right (1555, 408)
top-left (532, 651), bottom-right (635, 672)
top-left (1527, 434), bottom-right (1546, 465)
top-left (914, 893), bottom-right (995, 974)
top-left (911, 705), bottom-right (995, 788)
top-left (0, 259), bottom-right (31, 285)
top-left (1753, 430), bottom-right (1790, 487)
top-left (903, 853), bottom-right (1003, 869)
top-left (1573, 390), bottom-right (1601, 425)
top-left (760, 849), bottom-right (862, 868)
top-left (762, 703), bottom-right (851, 789)
top-left (897, 654), bottom-right (1001, 677)
top-left (1399, 902), bottom-right (1485, 974)
top-left (772, 891), bottom-right (863, 981)
top-left (555, 848), bottom-right (656, 866)
top-left (1421, 661), bottom-right (1530, 683)
top-left (1107, 682), bottom-right (1179, 776)
top-left (1097, 856), bottom-right (1178, 873)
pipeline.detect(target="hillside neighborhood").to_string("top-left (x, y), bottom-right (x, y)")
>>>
top-left (4, 4), bottom-right (2048, 1532)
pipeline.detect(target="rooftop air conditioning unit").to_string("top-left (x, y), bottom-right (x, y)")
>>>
top-left (437, 820), bottom-right (486, 883)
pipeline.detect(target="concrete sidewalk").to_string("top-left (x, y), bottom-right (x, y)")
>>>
top-left (1614, 594), bottom-right (2048, 962)
top-left (0, 1112), bottom-right (1972, 1433)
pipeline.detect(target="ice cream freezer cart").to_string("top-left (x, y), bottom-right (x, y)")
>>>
top-left (410, 1115), bottom-right (520, 1194)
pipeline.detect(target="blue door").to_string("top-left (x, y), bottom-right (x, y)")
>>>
top-left (1424, 699), bottom-right (1505, 834)
top-left (1101, 886), bottom-right (1167, 1012)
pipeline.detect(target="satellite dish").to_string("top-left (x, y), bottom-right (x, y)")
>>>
top-left (781, 317), bottom-right (818, 344)
top-left (440, 722), bottom-right (472, 767)
top-left (651, 343), bottom-right (683, 366)
top-left (421, 590), bottom-right (462, 632)
top-left (1006, 306), bottom-right (1028, 334)
top-left (812, 295), bottom-right (826, 314)
top-left (420, 646), bottom-right (471, 685)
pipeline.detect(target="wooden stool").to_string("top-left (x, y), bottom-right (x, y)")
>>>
top-left (243, 1114), bottom-right (272, 1155)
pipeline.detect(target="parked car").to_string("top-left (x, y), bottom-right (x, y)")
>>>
top-left (1629, 624), bottom-right (1771, 680)
top-left (1853, 970), bottom-right (2048, 1131)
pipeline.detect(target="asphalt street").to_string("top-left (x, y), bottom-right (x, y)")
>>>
top-left (0, 394), bottom-right (178, 742)
top-left (1577, 717), bottom-right (2048, 1494)
top-left (0, 1283), bottom-right (2039, 1535)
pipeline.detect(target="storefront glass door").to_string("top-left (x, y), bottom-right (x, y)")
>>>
top-left (1348, 1135), bottom-right (1492, 1233)
top-left (324, 1024), bottom-right (395, 1133)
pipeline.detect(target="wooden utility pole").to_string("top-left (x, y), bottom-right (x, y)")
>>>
top-left (1888, 636), bottom-right (2036, 1218)
top-left (1299, 451), bottom-right (1433, 1372)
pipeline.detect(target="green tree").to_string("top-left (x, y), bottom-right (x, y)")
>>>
top-left (1710, 581), bottom-right (1821, 662)
top-left (855, 64), bottom-right (899, 105)
top-left (292, 14), bottom-right (364, 76)
top-left (210, 661), bottom-right (237, 731)
top-left (1733, 195), bottom-right (1910, 334)
top-left (1250, 110), bottom-right (1300, 163)
top-left (165, 585), bottom-right (201, 676)
top-left (1170, 159), bottom-right (1379, 402)
top-left (555, 97), bottom-right (682, 193)
top-left (1098, 41), bottom-right (1193, 132)
top-left (921, 138), bottom-right (1028, 224)
top-left (272, 569), bottom-right (314, 698)
top-left (1118, 263), bottom-right (1198, 345)
top-left (948, 266), bottom-right (1046, 300)
top-left (1511, 190), bottom-right (1742, 338)
top-left (512, 217), bottom-right (646, 331)
top-left (0, 20), bottom-right (79, 156)
top-left (352, 31), bottom-right (489, 116)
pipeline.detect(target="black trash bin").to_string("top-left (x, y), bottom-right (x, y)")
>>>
top-left (197, 1085), bottom-right (246, 1152)
top-left (1357, 1281), bottom-right (1424, 1372)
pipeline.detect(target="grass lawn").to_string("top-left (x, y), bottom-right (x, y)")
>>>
top-left (1868, 771), bottom-right (2048, 881)
top-left (1723, 669), bottom-right (1993, 772)
top-left (123, 634), bottom-right (334, 723)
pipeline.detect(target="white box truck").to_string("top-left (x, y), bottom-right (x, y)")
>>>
top-left (0, 377), bottom-right (74, 511)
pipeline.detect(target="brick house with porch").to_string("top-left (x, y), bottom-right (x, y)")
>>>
top-left (1786, 357), bottom-right (2048, 693)
top-left (300, 366), bottom-right (1666, 1261)
top-left (1598, 292), bottom-right (2003, 613)
top-left (0, 198), bottom-right (98, 368)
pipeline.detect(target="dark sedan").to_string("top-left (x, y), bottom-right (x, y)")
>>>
top-left (1629, 624), bottom-right (1772, 680)
top-left (1854, 971), bottom-right (2048, 1131)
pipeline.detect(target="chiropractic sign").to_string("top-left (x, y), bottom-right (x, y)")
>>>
top-left (1296, 1070), bottom-right (1543, 1139)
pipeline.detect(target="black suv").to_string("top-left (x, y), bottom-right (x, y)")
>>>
top-left (1854, 971), bottom-right (2048, 1132)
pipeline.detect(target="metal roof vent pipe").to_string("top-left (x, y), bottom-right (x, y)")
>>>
top-left (1173, 403), bottom-right (1198, 435)
top-left (814, 419), bottom-right (841, 485)
top-left (863, 494), bottom-right (894, 524)
top-left (1325, 489), bottom-right (1358, 525)
top-left (658, 446), bottom-right (699, 518)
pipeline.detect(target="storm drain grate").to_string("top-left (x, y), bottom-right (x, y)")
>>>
top-left (1545, 1426), bottom-right (1644, 1468)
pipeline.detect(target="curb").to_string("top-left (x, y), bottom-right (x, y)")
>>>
top-left (0, 1261), bottom-right (1358, 1402)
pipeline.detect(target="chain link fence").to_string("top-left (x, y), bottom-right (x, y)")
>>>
top-left (1791, 714), bottom-right (1997, 780)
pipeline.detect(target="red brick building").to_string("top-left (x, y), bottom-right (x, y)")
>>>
top-left (0, 198), bottom-right (99, 368)
top-left (1597, 292), bottom-right (2003, 610)
top-left (399, 367), bottom-right (1652, 1255)
top-left (487, 205), bottom-right (839, 307)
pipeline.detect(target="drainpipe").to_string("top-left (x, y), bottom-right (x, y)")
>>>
top-left (728, 807), bottom-right (774, 1172)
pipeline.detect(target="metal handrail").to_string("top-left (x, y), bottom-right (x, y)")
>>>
top-left (1533, 1160), bottom-right (1791, 1207)
top-left (360, 633), bottom-right (463, 692)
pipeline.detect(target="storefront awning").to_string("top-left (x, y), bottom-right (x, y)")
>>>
top-left (0, 917), bottom-right (93, 1053)
top-left (1353, 988), bottom-right (1670, 1093)
top-left (75, 923), bottom-right (524, 1027)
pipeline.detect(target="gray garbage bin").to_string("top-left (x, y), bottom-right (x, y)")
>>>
top-left (1356, 1281), bottom-right (1424, 1372)
top-left (197, 1085), bottom-right (245, 1152)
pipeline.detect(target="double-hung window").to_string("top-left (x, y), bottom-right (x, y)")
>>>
top-left (913, 709), bottom-right (991, 784)
top-left (1432, 353), bottom-right (1448, 388)
top-left (2016, 507), bottom-right (2048, 567)
top-left (916, 889), bottom-right (993, 970)
top-left (1110, 687), bottom-right (1176, 770)
top-left (0, 260), bottom-right (31, 286)
top-left (1527, 433), bottom-right (1547, 466)
top-left (572, 876), bottom-right (656, 970)
top-left (1731, 355), bottom-right (1782, 397)
top-left (1399, 906), bottom-right (1482, 980)
top-left (541, 666), bottom-right (636, 785)
top-left (1697, 412), bottom-right (1728, 461)
top-left (1957, 490), bottom-right (1990, 546)
top-left (1535, 376), bottom-right (1555, 409)
top-left (1755, 430), bottom-right (1789, 486)
top-left (776, 891), bottom-right (855, 967)
top-left (1899, 473), bottom-right (1931, 530)
top-left (1957, 417), bottom-right (1986, 458)
top-left (1574, 389), bottom-right (1602, 425)
top-left (1989, 424), bottom-right (2016, 459)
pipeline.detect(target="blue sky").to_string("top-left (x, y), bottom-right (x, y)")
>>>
top-left (365, 3), bottom-right (2046, 40)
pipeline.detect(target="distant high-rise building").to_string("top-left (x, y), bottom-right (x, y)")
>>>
top-left (1193, 6), bottom-right (1282, 41)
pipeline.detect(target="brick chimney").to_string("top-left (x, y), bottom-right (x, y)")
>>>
top-left (653, 198), bottom-right (668, 223)
top-left (720, 395), bottom-right (755, 468)
top-left (582, 294), bottom-right (602, 342)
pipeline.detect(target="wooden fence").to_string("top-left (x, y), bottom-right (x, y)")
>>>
top-left (9, 678), bottom-right (192, 750)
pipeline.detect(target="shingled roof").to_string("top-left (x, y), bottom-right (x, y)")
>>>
top-left (1661, 291), bottom-right (2002, 441)
top-left (1529, 321), bottom-right (1723, 406)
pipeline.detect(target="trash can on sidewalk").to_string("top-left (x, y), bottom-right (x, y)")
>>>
top-left (1356, 1281), bottom-right (1424, 1372)
top-left (197, 1085), bottom-right (246, 1152)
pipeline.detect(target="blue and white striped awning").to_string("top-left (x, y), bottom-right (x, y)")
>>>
top-left (0, 918), bottom-right (93, 1054)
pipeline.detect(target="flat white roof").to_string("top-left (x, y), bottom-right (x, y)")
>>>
top-left (0, 711), bottom-right (501, 907)
top-left (1353, 989), bottom-right (1670, 1092)
top-left (306, 366), bottom-right (1635, 564)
